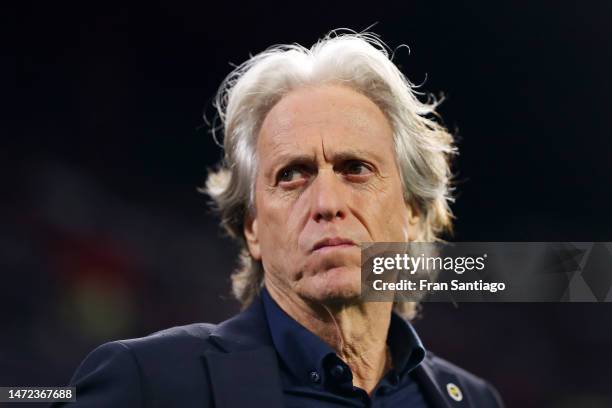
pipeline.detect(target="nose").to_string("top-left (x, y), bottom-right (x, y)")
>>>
top-left (310, 169), bottom-right (347, 223)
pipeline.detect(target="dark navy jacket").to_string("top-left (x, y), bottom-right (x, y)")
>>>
top-left (53, 294), bottom-right (504, 407)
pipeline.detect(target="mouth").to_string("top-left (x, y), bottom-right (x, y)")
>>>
top-left (312, 237), bottom-right (357, 253)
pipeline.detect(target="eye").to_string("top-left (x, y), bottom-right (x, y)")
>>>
top-left (279, 168), bottom-right (301, 182)
top-left (277, 165), bottom-right (311, 185)
top-left (341, 160), bottom-right (373, 176)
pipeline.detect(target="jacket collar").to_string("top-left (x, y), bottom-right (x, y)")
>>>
top-left (208, 291), bottom-right (273, 352)
top-left (204, 291), bottom-right (284, 408)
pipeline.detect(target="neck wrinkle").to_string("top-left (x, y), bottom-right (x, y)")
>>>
top-left (265, 279), bottom-right (394, 395)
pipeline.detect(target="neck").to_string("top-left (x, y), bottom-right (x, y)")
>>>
top-left (265, 280), bottom-right (394, 395)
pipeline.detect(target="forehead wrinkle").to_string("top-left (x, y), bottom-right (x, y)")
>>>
top-left (268, 116), bottom-right (390, 156)
top-left (320, 130), bottom-right (328, 163)
top-left (264, 126), bottom-right (392, 170)
top-left (266, 137), bottom-right (301, 155)
top-left (259, 86), bottom-right (395, 169)
top-left (260, 136), bottom-right (316, 170)
top-left (272, 108), bottom-right (385, 139)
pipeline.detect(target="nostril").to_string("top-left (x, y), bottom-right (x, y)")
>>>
top-left (314, 210), bottom-right (344, 222)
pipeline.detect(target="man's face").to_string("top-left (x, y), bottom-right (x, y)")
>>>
top-left (245, 84), bottom-right (418, 305)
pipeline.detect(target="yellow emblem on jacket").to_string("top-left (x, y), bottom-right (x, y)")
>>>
top-left (446, 382), bottom-right (463, 402)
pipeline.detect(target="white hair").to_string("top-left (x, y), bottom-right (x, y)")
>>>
top-left (203, 30), bottom-right (457, 319)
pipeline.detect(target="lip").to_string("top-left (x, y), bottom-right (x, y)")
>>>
top-left (312, 237), bottom-right (357, 252)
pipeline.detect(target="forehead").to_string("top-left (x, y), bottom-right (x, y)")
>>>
top-left (257, 85), bottom-right (395, 156)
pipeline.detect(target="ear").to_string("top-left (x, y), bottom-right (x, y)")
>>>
top-left (244, 213), bottom-right (262, 260)
top-left (405, 202), bottom-right (422, 241)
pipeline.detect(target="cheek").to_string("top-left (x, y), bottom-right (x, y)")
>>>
top-left (352, 183), bottom-right (409, 242)
top-left (386, 205), bottom-right (411, 241)
top-left (256, 192), bottom-right (304, 261)
top-left (386, 191), bottom-right (412, 240)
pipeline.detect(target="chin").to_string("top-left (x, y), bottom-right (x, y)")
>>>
top-left (301, 265), bottom-right (362, 306)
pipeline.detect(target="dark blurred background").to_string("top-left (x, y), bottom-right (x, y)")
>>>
top-left (5, 1), bottom-right (612, 407)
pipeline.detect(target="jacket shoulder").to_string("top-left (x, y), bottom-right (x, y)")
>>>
top-left (120, 322), bottom-right (218, 354)
top-left (425, 352), bottom-right (505, 408)
top-left (59, 323), bottom-right (218, 408)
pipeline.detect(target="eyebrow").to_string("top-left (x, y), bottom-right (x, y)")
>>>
top-left (329, 150), bottom-right (383, 163)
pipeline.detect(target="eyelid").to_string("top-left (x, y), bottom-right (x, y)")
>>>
top-left (337, 160), bottom-right (374, 174)
top-left (276, 163), bottom-right (314, 184)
